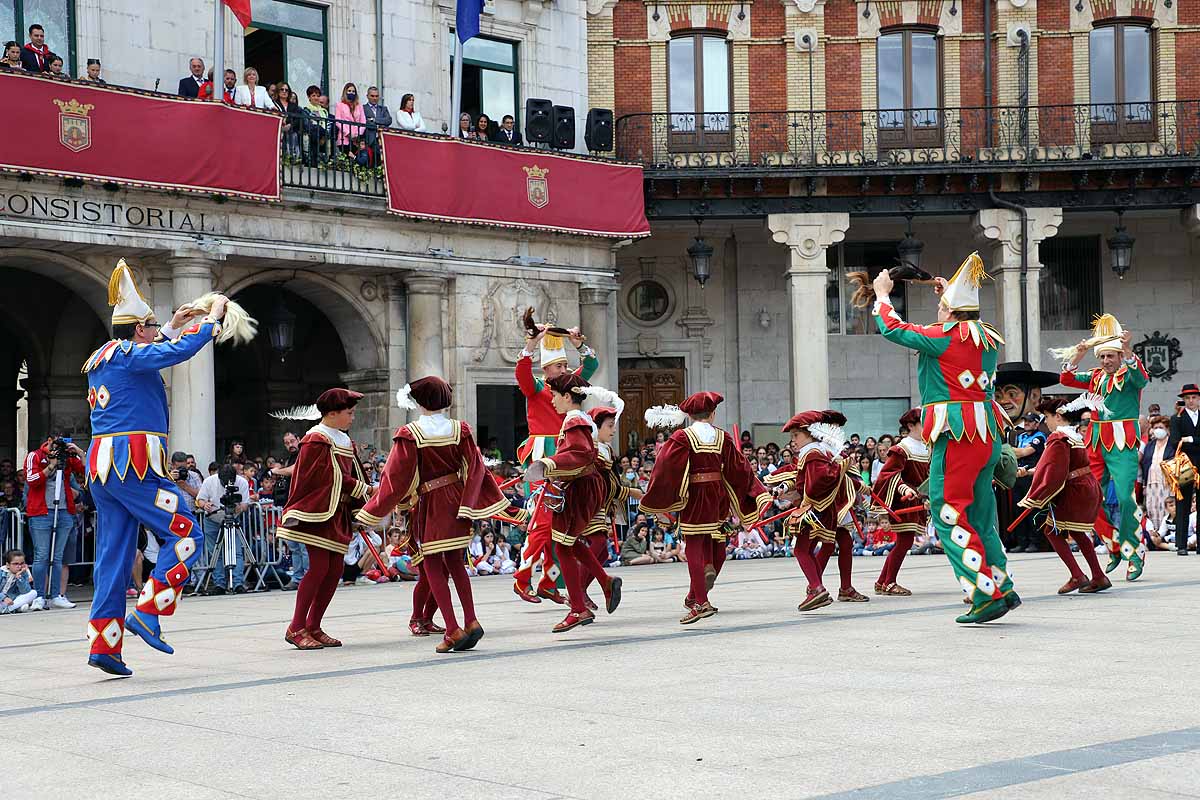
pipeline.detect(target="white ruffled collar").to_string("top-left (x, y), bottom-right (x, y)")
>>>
top-left (794, 440), bottom-right (825, 460)
top-left (596, 441), bottom-right (613, 463)
top-left (901, 435), bottom-right (928, 458)
top-left (415, 412), bottom-right (452, 438)
top-left (1056, 425), bottom-right (1082, 444)
top-left (310, 422), bottom-right (351, 448)
top-left (689, 420), bottom-right (717, 444)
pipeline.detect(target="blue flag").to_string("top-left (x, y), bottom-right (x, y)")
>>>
top-left (456, 0), bottom-right (484, 43)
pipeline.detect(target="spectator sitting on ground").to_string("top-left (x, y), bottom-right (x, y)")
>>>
top-left (234, 67), bottom-right (272, 109)
top-left (179, 56), bottom-right (206, 97)
top-left (734, 524), bottom-right (769, 559)
top-left (620, 523), bottom-right (655, 566)
top-left (1, 550), bottom-right (38, 614)
top-left (335, 82), bottom-right (366, 154)
top-left (492, 113), bottom-right (521, 145)
top-left (470, 528), bottom-right (515, 575)
top-left (648, 529), bottom-right (676, 563)
top-left (20, 24), bottom-right (53, 72)
top-left (769, 528), bottom-right (790, 557)
top-left (47, 55), bottom-right (63, 77)
top-left (343, 529), bottom-right (384, 585)
top-left (2, 42), bottom-right (25, 70)
top-left (80, 58), bottom-right (104, 84)
top-left (396, 92), bottom-right (426, 132)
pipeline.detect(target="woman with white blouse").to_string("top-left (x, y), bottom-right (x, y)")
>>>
top-left (233, 67), bottom-right (272, 110)
top-left (396, 93), bottom-right (427, 132)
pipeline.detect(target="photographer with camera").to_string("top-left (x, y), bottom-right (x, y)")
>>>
top-left (169, 451), bottom-right (202, 501)
top-left (23, 435), bottom-right (85, 610)
top-left (196, 463), bottom-right (251, 594)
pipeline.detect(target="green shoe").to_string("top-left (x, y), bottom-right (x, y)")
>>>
top-left (1003, 591), bottom-right (1022, 610)
top-left (955, 596), bottom-right (1010, 625)
top-left (1127, 555), bottom-right (1145, 582)
top-left (1104, 551), bottom-right (1122, 574)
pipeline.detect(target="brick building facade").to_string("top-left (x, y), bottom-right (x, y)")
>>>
top-left (588, 0), bottom-right (1200, 443)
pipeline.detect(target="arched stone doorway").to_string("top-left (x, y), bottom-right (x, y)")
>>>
top-left (0, 259), bottom-right (108, 460)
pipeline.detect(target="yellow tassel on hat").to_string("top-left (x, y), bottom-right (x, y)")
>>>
top-left (1091, 313), bottom-right (1120, 338)
top-left (108, 259), bottom-right (128, 306)
top-left (543, 333), bottom-right (564, 351)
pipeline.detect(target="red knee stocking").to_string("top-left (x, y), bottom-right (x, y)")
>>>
top-left (290, 547), bottom-right (333, 631)
top-left (1046, 531), bottom-right (1086, 580)
top-left (1070, 531), bottom-right (1104, 581)
top-left (879, 533), bottom-right (914, 585)
top-left (711, 536), bottom-right (727, 577)
top-left (834, 530), bottom-right (854, 591)
top-left (412, 571), bottom-right (433, 622)
top-left (794, 534), bottom-right (824, 590)
top-left (556, 543), bottom-right (587, 614)
top-left (305, 548), bottom-right (344, 632)
top-left (581, 535), bottom-right (609, 593)
top-left (685, 535), bottom-right (710, 605)
top-left (446, 551), bottom-right (478, 626)
top-left (422, 553), bottom-right (460, 633)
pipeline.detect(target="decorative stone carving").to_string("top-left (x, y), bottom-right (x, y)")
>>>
top-left (360, 280), bottom-right (379, 302)
top-left (473, 278), bottom-right (560, 364)
top-left (636, 333), bottom-right (661, 356)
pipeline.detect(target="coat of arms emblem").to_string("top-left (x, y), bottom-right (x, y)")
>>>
top-left (523, 164), bottom-right (549, 209)
top-left (1133, 331), bottom-right (1183, 382)
top-left (53, 98), bottom-right (95, 153)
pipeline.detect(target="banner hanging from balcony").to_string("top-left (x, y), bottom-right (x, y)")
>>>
top-left (381, 132), bottom-right (650, 238)
top-left (0, 72), bottom-right (282, 201)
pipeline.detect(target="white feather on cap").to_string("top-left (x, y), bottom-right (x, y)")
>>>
top-left (645, 404), bottom-right (687, 429)
top-left (395, 384), bottom-right (417, 410)
top-left (483, 456), bottom-right (502, 470)
top-left (581, 386), bottom-right (625, 419)
top-left (808, 421), bottom-right (847, 454)
top-left (1061, 392), bottom-right (1110, 417)
top-left (269, 404), bottom-right (321, 421)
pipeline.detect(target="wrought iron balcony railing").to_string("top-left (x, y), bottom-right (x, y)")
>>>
top-left (615, 101), bottom-right (1200, 172)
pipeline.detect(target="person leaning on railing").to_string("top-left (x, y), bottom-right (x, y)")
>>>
top-left (2, 41), bottom-right (25, 70)
top-left (335, 82), bottom-right (366, 156)
top-left (303, 84), bottom-right (331, 165)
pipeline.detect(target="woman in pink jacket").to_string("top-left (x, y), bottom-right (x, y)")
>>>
top-left (335, 82), bottom-right (366, 153)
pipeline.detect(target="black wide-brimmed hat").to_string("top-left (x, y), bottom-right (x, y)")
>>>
top-left (1180, 383), bottom-right (1200, 398)
top-left (996, 361), bottom-right (1060, 390)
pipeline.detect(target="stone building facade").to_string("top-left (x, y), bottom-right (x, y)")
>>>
top-left (590, 0), bottom-right (1200, 440)
top-left (1, 0), bottom-right (622, 465)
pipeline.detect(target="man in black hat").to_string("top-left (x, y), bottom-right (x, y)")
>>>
top-left (1169, 382), bottom-right (1200, 554)
top-left (1011, 413), bottom-right (1049, 552)
top-left (993, 362), bottom-right (1059, 548)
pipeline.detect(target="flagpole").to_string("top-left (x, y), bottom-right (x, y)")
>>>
top-left (214, 0), bottom-right (224, 103)
top-left (450, 35), bottom-right (464, 136)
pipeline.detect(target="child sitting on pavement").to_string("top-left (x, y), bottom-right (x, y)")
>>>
top-left (1, 549), bottom-right (39, 614)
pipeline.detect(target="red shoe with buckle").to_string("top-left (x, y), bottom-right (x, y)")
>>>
top-left (679, 601), bottom-right (717, 625)
top-left (435, 628), bottom-right (467, 653)
top-left (797, 587), bottom-right (832, 612)
top-left (423, 618), bottom-right (446, 633)
top-left (285, 627), bottom-right (324, 650)
top-left (513, 584), bottom-right (542, 604)
top-left (552, 609), bottom-right (595, 633)
top-left (309, 628), bottom-right (342, 647)
top-left (837, 587), bottom-right (869, 603)
top-left (409, 619), bottom-right (429, 636)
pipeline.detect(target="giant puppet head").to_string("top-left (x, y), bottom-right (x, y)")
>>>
top-left (995, 361), bottom-right (1059, 422)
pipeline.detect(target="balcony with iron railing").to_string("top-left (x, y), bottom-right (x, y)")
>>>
top-left (613, 101), bottom-right (1200, 176)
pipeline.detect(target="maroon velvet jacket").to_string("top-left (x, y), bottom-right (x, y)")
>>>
top-left (277, 427), bottom-right (370, 555)
top-left (765, 443), bottom-right (855, 543)
top-left (356, 418), bottom-right (508, 556)
top-left (871, 437), bottom-right (931, 536)
top-left (1018, 428), bottom-right (1101, 534)
top-left (640, 425), bottom-right (771, 539)
top-left (527, 412), bottom-right (606, 546)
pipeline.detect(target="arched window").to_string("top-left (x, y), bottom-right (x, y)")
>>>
top-left (667, 32), bottom-right (730, 151)
top-left (1089, 21), bottom-right (1153, 142)
top-left (876, 28), bottom-right (941, 150)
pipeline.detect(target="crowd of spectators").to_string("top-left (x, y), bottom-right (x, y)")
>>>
top-left (4, 26), bottom-right (534, 173)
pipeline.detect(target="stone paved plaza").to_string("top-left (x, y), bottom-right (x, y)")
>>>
top-left (2, 551), bottom-right (1199, 799)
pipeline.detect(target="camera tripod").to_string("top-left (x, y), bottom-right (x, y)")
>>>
top-left (194, 511), bottom-right (260, 593)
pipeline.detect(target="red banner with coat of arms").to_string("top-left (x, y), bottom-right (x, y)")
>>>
top-left (0, 71), bottom-right (282, 201)
top-left (381, 131), bottom-right (650, 238)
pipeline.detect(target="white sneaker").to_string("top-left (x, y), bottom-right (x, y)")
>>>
top-left (51, 595), bottom-right (76, 609)
top-left (29, 597), bottom-right (45, 611)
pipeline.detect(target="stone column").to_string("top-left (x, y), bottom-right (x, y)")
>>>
top-left (767, 213), bottom-right (850, 410)
top-left (339, 368), bottom-right (391, 448)
top-left (404, 273), bottom-right (447, 383)
top-left (385, 275), bottom-right (409, 432)
top-left (974, 207), bottom-right (1062, 368)
top-left (168, 256), bottom-right (217, 465)
top-left (579, 283), bottom-right (618, 389)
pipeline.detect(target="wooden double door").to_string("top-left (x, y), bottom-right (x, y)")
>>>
top-left (618, 358), bottom-right (686, 455)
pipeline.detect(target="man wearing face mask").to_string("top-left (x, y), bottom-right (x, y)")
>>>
top-left (1168, 383), bottom-right (1200, 554)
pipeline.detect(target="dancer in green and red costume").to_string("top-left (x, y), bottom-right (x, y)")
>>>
top-left (1054, 314), bottom-right (1149, 580)
top-left (871, 252), bottom-right (1020, 624)
top-left (513, 324), bottom-right (598, 603)
top-left (639, 392), bottom-right (771, 623)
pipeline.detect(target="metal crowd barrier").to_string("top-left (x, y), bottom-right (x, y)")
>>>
top-left (1, 507), bottom-right (23, 554)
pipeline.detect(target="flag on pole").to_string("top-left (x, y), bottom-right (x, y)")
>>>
top-left (456, 0), bottom-right (484, 42)
top-left (224, 0), bottom-right (252, 29)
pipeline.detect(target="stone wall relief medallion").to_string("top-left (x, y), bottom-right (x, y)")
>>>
top-left (1133, 331), bottom-right (1182, 382)
top-left (473, 278), bottom-right (559, 364)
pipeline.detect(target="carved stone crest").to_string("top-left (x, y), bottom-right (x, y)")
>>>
top-left (1133, 331), bottom-right (1183, 382)
top-left (474, 278), bottom-right (559, 364)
